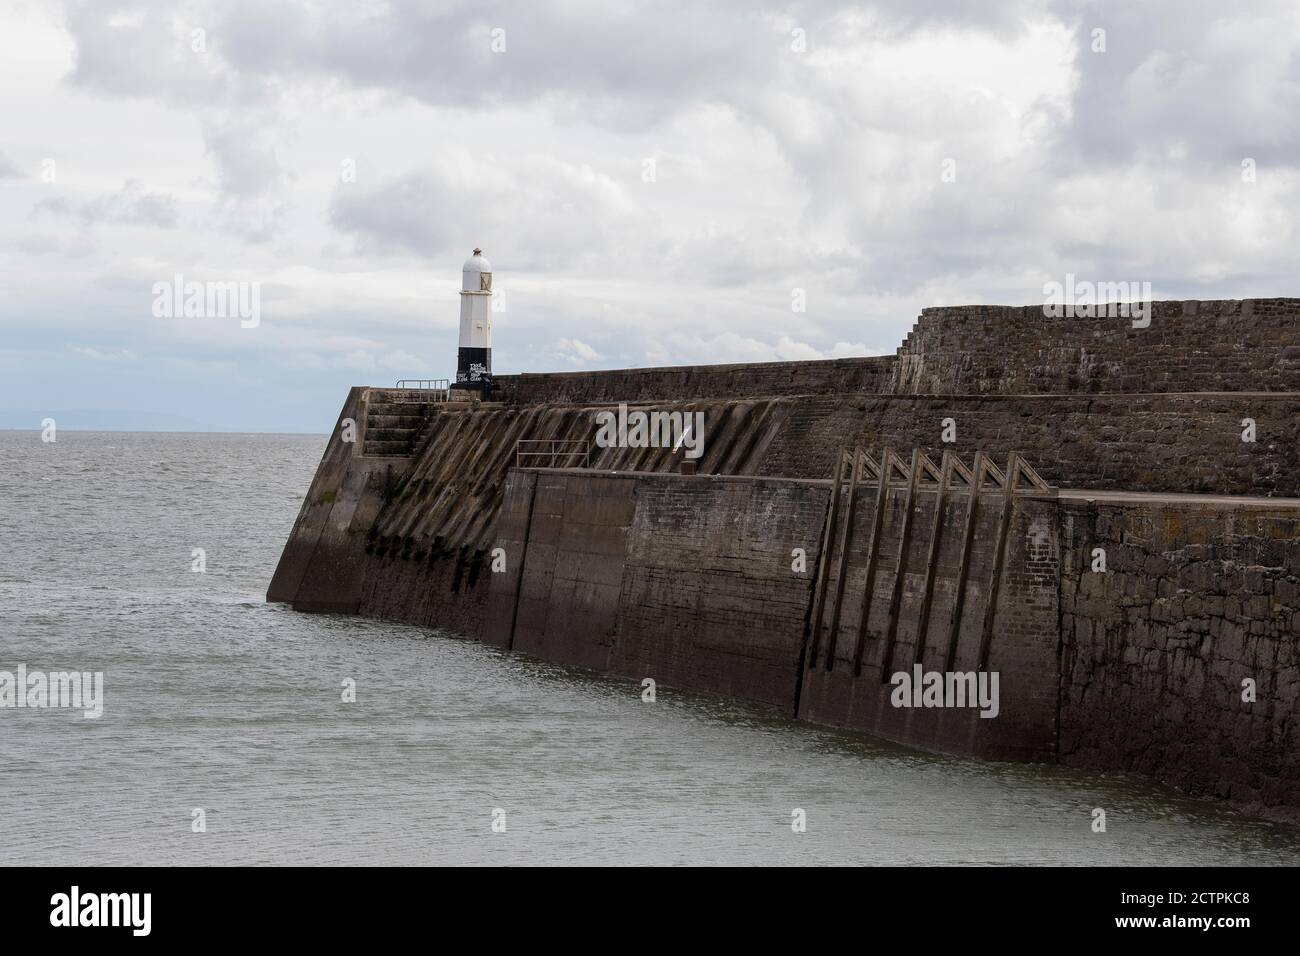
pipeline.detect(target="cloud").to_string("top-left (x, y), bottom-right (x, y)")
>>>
top-left (277, 345), bottom-right (425, 374)
top-left (828, 341), bottom-right (871, 358)
top-left (642, 331), bottom-right (876, 367)
top-left (3, 0), bottom-right (1298, 431)
top-left (69, 345), bottom-right (137, 361)
top-left (34, 180), bottom-right (179, 227)
top-left (1056, 0), bottom-right (1300, 168)
top-left (63, 1), bottom-right (228, 102)
top-left (547, 337), bottom-right (602, 365)
top-left (328, 150), bottom-right (650, 269)
top-left (201, 112), bottom-right (292, 199)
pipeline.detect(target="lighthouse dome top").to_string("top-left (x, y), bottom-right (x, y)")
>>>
top-left (461, 248), bottom-right (492, 293)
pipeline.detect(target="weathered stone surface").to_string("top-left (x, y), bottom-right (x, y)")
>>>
top-left (270, 297), bottom-right (1300, 822)
top-left (607, 475), bottom-right (826, 711)
top-left (756, 393), bottom-right (1300, 496)
top-left (492, 356), bottom-right (895, 404)
top-left (1058, 497), bottom-right (1300, 823)
top-left (478, 468), bottom-right (1060, 762)
top-left (890, 298), bottom-right (1300, 395)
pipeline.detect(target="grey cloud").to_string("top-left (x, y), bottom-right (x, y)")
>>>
top-left (1051, 0), bottom-right (1300, 167)
top-left (62, 1), bottom-right (291, 206)
top-left (63, 1), bottom-right (229, 102)
top-left (61, 1), bottom-right (1300, 188)
top-left (34, 179), bottom-right (179, 227)
top-left (328, 158), bottom-right (848, 290)
top-left (328, 172), bottom-right (456, 258)
top-left (202, 112), bottom-right (289, 198)
top-left (329, 156), bottom-right (655, 271)
top-left (43, 1), bottom-right (1300, 353)
top-left (64, 0), bottom-right (1045, 125)
top-left (0, 152), bottom-right (19, 178)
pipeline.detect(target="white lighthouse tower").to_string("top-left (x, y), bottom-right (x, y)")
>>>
top-left (452, 247), bottom-right (493, 394)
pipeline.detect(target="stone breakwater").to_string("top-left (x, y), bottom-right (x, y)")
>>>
top-left (269, 298), bottom-right (1300, 823)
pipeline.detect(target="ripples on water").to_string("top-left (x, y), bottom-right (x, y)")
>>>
top-left (1, 429), bottom-right (1297, 866)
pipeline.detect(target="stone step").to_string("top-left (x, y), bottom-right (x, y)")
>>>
top-left (362, 440), bottom-right (416, 457)
top-left (365, 414), bottom-right (427, 428)
top-left (366, 402), bottom-right (438, 417)
top-left (365, 427), bottom-right (420, 443)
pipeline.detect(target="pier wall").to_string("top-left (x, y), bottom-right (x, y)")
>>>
top-left (485, 471), bottom-right (827, 710)
top-left (770, 393), bottom-right (1300, 496)
top-left (797, 479), bottom-right (1059, 762)
top-left (269, 296), bottom-right (1300, 821)
top-left (1059, 494), bottom-right (1300, 821)
top-left (491, 356), bottom-right (894, 405)
top-left (890, 298), bottom-right (1300, 395)
top-left (481, 467), bottom-right (1059, 760)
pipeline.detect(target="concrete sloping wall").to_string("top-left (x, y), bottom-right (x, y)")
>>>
top-left (267, 387), bottom-right (412, 614)
top-left (485, 472), bottom-right (828, 711)
top-left (354, 396), bottom-right (799, 636)
top-left (481, 468), bottom-right (1060, 759)
top-left (270, 394), bottom-right (804, 623)
top-left (484, 473), bottom-right (636, 672)
top-left (369, 398), bottom-right (794, 553)
top-left (607, 476), bottom-right (827, 710)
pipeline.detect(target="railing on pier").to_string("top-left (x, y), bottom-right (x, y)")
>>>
top-left (515, 439), bottom-right (590, 470)
top-left (394, 378), bottom-right (451, 397)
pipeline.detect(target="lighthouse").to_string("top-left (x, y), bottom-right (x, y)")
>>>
top-left (452, 247), bottom-right (493, 395)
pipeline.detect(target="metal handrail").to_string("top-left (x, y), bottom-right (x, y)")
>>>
top-left (516, 439), bottom-right (590, 469)
top-left (395, 378), bottom-right (450, 390)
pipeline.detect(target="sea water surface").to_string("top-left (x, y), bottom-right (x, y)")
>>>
top-left (1, 429), bottom-right (1298, 866)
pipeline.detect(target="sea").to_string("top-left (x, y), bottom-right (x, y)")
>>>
top-left (2, 430), bottom-right (1297, 865)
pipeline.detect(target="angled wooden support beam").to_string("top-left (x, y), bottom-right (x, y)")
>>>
top-left (949, 454), bottom-right (975, 490)
top-left (944, 450), bottom-right (985, 672)
top-left (912, 450), bottom-right (954, 668)
top-left (1014, 457), bottom-right (1052, 493)
top-left (879, 448), bottom-right (923, 681)
top-left (915, 451), bottom-right (945, 485)
top-left (856, 448), bottom-right (881, 481)
top-left (823, 446), bottom-right (864, 670)
top-left (983, 457), bottom-right (1007, 491)
top-left (887, 449), bottom-right (912, 484)
top-left (977, 452), bottom-right (1021, 672)
top-left (850, 445), bottom-right (893, 676)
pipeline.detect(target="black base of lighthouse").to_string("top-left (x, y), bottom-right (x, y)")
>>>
top-left (451, 346), bottom-right (492, 394)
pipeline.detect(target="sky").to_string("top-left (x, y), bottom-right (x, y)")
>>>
top-left (1, 0), bottom-right (1298, 432)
